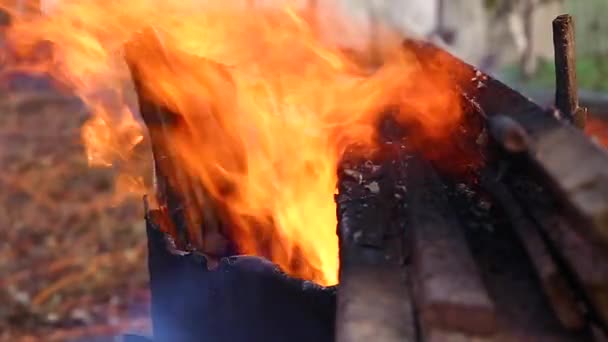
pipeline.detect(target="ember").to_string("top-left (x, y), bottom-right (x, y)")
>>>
top-left (0, 0), bottom-right (467, 285)
top-left (587, 116), bottom-right (608, 148)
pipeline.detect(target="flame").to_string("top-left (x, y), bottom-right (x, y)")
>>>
top-left (0, 0), bottom-right (466, 285)
top-left (587, 116), bottom-right (608, 148)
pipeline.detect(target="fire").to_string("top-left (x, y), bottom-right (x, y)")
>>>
top-left (587, 116), bottom-right (608, 148)
top-left (0, 0), bottom-right (465, 285)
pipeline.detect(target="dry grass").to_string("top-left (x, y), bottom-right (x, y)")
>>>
top-left (0, 89), bottom-right (151, 341)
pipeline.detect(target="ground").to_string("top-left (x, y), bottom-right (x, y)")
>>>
top-left (0, 88), bottom-right (151, 342)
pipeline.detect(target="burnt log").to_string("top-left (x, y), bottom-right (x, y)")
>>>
top-left (507, 174), bottom-right (608, 331)
top-left (403, 34), bottom-right (608, 254)
top-left (481, 170), bottom-right (584, 331)
top-left (407, 158), bottom-right (497, 337)
top-left (335, 142), bottom-right (416, 342)
top-left (114, 26), bottom-right (608, 341)
top-left (125, 30), bottom-right (337, 342)
top-left (487, 115), bottom-right (530, 154)
top-left (124, 29), bottom-right (230, 257)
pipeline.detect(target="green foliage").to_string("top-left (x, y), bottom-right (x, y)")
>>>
top-left (502, 56), bottom-right (608, 92)
top-left (484, 0), bottom-right (499, 9)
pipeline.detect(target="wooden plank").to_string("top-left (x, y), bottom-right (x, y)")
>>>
top-left (337, 265), bottom-right (414, 342)
top-left (403, 38), bottom-right (608, 251)
top-left (481, 171), bottom-right (584, 330)
top-left (407, 158), bottom-right (497, 336)
top-left (335, 146), bottom-right (416, 342)
top-left (509, 176), bottom-right (608, 330)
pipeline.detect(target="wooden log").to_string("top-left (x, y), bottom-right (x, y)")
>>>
top-left (487, 115), bottom-right (530, 154)
top-left (481, 171), bottom-right (584, 331)
top-left (533, 214), bottom-right (608, 328)
top-left (124, 29), bottom-right (229, 258)
top-left (407, 157), bottom-right (497, 337)
top-left (402, 38), bottom-right (608, 253)
top-left (508, 176), bottom-right (608, 331)
top-left (335, 144), bottom-right (416, 342)
top-left (553, 14), bottom-right (587, 129)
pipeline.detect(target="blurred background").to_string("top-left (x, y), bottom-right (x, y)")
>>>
top-left (0, 0), bottom-right (606, 341)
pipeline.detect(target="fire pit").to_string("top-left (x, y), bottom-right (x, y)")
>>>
top-left (119, 16), bottom-right (608, 342)
top-left (2, 3), bottom-right (608, 341)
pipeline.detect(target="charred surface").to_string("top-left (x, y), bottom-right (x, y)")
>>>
top-left (403, 37), bottom-right (608, 253)
top-left (481, 169), bottom-right (584, 331)
top-left (125, 30), bottom-right (232, 258)
top-left (505, 162), bottom-right (608, 333)
top-left (335, 139), bottom-right (415, 342)
top-left (407, 158), bottom-right (497, 338)
top-left (120, 20), bottom-right (608, 342)
top-left (445, 168), bottom-right (590, 341)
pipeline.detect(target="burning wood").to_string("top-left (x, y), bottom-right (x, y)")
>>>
top-left (124, 29), bottom-right (230, 260)
top-left (2, 1), bottom-right (608, 340)
top-left (124, 12), bottom-right (608, 342)
top-left (435, 38), bottom-right (608, 254)
top-left (408, 157), bottom-right (497, 337)
top-left (144, 197), bottom-right (336, 342)
top-left (335, 139), bottom-right (415, 342)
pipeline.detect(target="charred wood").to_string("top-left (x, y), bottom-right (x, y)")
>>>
top-left (487, 115), bottom-right (530, 154)
top-left (447, 172), bottom-right (590, 341)
top-left (124, 30), bottom-right (229, 258)
top-left (481, 170), bottom-right (584, 331)
top-left (508, 174), bottom-right (608, 332)
top-left (403, 37), bottom-right (608, 254)
top-left (407, 158), bottom-right (497, 337)
top-left (335, 142), bottom-right (415, 342)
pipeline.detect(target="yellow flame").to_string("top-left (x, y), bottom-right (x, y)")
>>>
top-left (0, 0), bottom-right (466, 285)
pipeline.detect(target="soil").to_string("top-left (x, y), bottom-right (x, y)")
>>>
top-left (0, 89), bottom-right (151, 342)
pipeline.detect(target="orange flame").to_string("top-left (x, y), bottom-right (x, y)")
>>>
top-left (587, 116), bottom-right (608, 148)
top-left (0, 0), bottom-right (466, 285)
